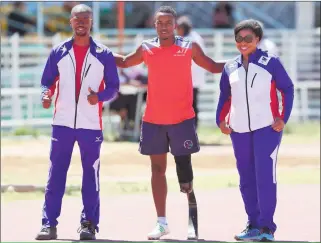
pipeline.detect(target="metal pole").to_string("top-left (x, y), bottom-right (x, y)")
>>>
top-left (117, 1), bottom-right (125, 53)
top-left (10, 33), bottom-right (21, 121)
top-left (296, 2), bottom-right (314, 29)
top-left (37, 2), bottom-right (44, 37)
top-left (92, 2), bottom-right (100, 37)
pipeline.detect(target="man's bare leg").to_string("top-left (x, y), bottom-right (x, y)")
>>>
top-left (147, 153), bottom-right (170, 240)
top-left (150, 153), bottom-right (167, 218)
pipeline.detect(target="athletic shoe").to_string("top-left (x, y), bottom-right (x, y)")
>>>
top-left (234, 223), bottom-right (260, 241)
top-left (147, 222), bottom-right (170, 240)
top-left (35, 226), bottom-right (57, 240)
top-left (257, 227), bottom-right (275, 242)
top-left (78, 221), bottom-right (96, 240)
top-left (187, 225), bottom-right (198, 240)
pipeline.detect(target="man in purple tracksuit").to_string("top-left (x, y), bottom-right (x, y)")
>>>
top-left (35, 4), bottom-right (120, 241)
top-left (216, 19), bottom-right (294, 242)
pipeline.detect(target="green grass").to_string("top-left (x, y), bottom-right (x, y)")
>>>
top-left (2, 191), bottom-right (49, 202)
top-left (197, 121), bottom-right (320, 145)
top-left (2, 167), bottom-right (319, 202)
top-left (106, 167), bottom-right (320, 194)
top-left (2, 121), bottom-right (320, 145)
top-left (2, 121), bottom-right (319, 203)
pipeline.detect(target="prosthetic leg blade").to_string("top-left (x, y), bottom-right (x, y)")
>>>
top-left (187, 190), bottom-right (198, 240)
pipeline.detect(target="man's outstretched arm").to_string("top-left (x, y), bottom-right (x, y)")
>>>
top-left (113, 45), bottom-right (144, 68)
top-left (192, 42), bottom-right (225, 73)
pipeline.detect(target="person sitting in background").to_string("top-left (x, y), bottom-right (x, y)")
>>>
top-left (7, 2), bottom-right (36, 36)
top-left (105, 64), bottom-right (147, 140)
top-left (212, 2), bottom-right (234, 29)
top-left (176, 15), bottom-right (206, 130)
top-left (132, 2), bottom-right (152, 28)
top-left (44, 1), bottom-right (79, 35)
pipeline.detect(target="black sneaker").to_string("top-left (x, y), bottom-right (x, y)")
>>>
top-left (78, 221), bottom-right (96, 240)
top-left (35, 226), bottom-right (57, 240)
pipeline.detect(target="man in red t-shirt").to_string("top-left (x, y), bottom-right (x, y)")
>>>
top-left (114, 6), bottom-right (225, 240)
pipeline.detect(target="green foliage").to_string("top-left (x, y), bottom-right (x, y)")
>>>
top-left (197, 121), bottom-right (320, 145)
top-left (2, 167), bottom-right (319, 202)
top-left (285, 121), bottom-right (320, 136)
top-left (12, 127), bottom-right (40, 138)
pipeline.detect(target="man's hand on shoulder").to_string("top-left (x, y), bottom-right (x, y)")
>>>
top-left (42, 90), bottom-right (52, 109)
top-left (87, 87), bottom-right (99, 105)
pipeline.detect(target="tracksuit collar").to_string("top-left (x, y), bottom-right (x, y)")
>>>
top-left (65, 36), bottom-right (98, 54)
top-left (235, 48), bottom-right (262, 65)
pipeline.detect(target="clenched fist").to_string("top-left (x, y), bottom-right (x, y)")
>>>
top-left (42, 90), bottom-right (52, 109)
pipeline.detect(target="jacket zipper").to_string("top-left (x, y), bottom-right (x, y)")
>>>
top-left (68, 51), bottom-right (90, 129)
top-left (251, 73), bottom-right (257, 88)
top-left (243, 66), bottom-right (252, 132)
top-left (84, 64), bottom-right (91, 78)
top-left (67, 52), bottom-right (77, 128)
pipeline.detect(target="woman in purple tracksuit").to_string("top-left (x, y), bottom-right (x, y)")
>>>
top-left (216, 19), bottom-right (294, 242)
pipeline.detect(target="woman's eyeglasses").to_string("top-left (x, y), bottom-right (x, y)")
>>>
top-left (235, 35), bottom-right (254, 43)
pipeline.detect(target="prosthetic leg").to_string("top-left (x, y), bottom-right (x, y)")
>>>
top-left (174, 155), bottom-right (198, 240)
top-left (187, 190), bottom-right (198, 240)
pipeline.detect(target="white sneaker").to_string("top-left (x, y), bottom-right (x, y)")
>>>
top-left (147, 222), bottom-right (170, 240)
top-left (187, 218), bottom-right (198, 240)
top-left (187, 226), bottom-right (198, 240)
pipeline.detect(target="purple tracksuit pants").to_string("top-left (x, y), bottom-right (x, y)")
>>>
top-left (42, 125), bottom-right (102, 229)
top-left (230, 125), bottom-right (282, 233)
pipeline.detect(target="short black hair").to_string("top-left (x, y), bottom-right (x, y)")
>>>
top-left (234, 19), bottom-right (263, 41)
top-left (71, 4), bottom-right (93, 16)
top-left (155, 5), bottom-right (177, 18)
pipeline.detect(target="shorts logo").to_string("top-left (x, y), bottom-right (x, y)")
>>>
top-left (184, 140), bottom-right (193, 149)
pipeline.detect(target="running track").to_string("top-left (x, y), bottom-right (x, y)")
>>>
top-left (1, 184), bottom-right (319, 242)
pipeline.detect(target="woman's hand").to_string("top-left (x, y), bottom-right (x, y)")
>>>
top-left (219, 121), bottom-right (232, 135)
top-left (272, 117), bottom-right (285, 132)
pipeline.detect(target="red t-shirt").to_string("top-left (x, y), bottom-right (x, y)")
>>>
top-left (73, 44), bottom-right (89, 101)
top-left (142, 38), bottom-right (195, 124)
